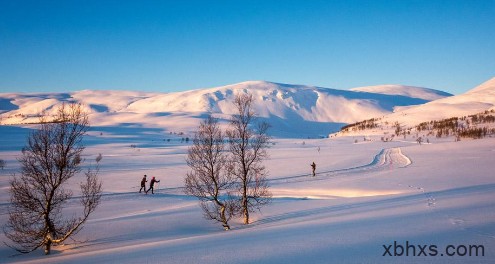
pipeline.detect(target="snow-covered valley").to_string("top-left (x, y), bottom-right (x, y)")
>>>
top-left (1, 124), bottom-right (494, 263)
top-left (0, 79), bottom-right (494, 263)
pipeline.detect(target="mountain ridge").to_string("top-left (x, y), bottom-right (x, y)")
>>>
top-left (350, 84), bottom-right (452, 101)
top-left (0, 80), bottom-right (454, 137)
top-left (333, 77), bottom-right (495, 138)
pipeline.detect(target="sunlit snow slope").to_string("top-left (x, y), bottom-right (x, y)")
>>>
top-left (350, 84), bottom-right (452, 101)
top-left (377, 77), bottom-right (495, 127)
top-left (0, 81), bottom-right (450, 137)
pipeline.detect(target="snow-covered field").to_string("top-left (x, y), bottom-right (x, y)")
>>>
top-left (1, 123), bottom-right (493, 263)
top-left (0, 78), bottom-right (493, 262)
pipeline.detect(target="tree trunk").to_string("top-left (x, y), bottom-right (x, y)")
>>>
top-left (44, 238), bottom-right (51, 255)
top-left (220, 205), bottom-right (230, 230)
top-left (243, 197), bottom-right (249, 224)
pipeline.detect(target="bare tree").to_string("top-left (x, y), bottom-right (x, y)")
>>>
top-left (3, 103), bottom-right (102, 255)
top-left (0, 159), bottom-right (5, 170)
top-left (185, 116), bottom-right (236, 230)
top-left (226, 94), bottom-right (271, 224)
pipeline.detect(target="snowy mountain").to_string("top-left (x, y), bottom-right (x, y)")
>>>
top-left (350, 84), bottom-right (452, 101)
top-left (0, 81), bottom-right (451, 137)
top-left (377, 77), bottom-right (495, 127)
top-left (334, 77), bottom-right (495, 137)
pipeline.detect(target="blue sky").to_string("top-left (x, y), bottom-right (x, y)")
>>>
top-left (0, 0), bottom-right (494, 94)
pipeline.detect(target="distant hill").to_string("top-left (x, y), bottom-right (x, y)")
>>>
top-left (0, 81), bottom-right (451, 138)
top-left (350, 84), bottom-right (452, 101)
top-left (377, 77), bottom-right (495, 127)
top-left (334, 77), bottom-right (495, 138)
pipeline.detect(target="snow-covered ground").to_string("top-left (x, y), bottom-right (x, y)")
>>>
top-left (0, 78), bottom-right (493, 262)
top-left (0, 123), bottom-right (493, 263)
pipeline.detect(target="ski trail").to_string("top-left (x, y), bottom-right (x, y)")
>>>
top-left (0, 147), bottom-right (409, 209)
top-left (331, 147), bottom-right (411, 173)
top-left (119, 147), bottom-right (412, 195)
top-left (268, 147), bottom-right (411, 185)
top-left (153, 148), bottom-right (411, 194)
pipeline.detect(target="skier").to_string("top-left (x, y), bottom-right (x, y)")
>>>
top-left (146, 176), bottom-right (160, 194)
top-left (311, 162), bottom-right (316, 177)
top-left (139, 175), bottom-right (147, 193)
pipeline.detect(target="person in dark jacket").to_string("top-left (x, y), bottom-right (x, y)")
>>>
top-left (146, 176), bottom-right (160, 194)
top-left (139, 175), bottom-right (147, 193)
top-left (311, 162), bottom-right (316, 177)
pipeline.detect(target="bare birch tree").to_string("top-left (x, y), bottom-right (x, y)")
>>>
top-left (226, 94), bottom-right (271, 224)
top-left (3, 103), bottom-right (102, 255)
top-left (185, 116), bottom-right (236, 230)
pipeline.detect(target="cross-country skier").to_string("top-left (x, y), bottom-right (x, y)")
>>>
top-left (311, 162), bottom-right (316, 177)
top-left (146, 176), bottom-right (160, 194)
top-left (139, 175), bottom-right (147, 193)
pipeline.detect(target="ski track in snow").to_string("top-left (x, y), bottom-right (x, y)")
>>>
top-left (0, 147), bottom-right (412, 217)
top-left (268, 147), bottom-right (411, 186)
top-left (147, 147), bottom-right (412, 197)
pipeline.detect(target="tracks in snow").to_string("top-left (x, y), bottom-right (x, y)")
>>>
top-left (268, 147), bottom-right (411, 186)
top-left (0, 148), bottom-right (412, 215)
top-left (152, 147), bottom-right (412, 194)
